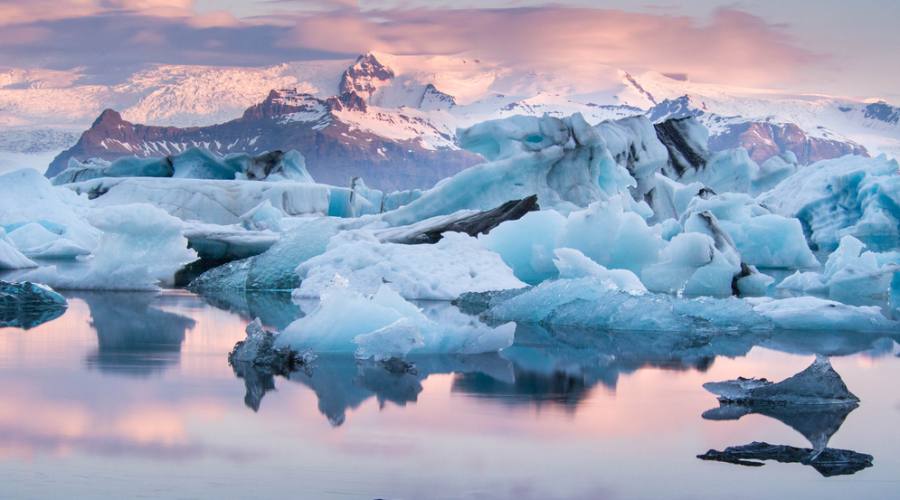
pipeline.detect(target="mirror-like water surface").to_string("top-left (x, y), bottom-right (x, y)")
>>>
top-left (1, 291), bottom-right (898, 499)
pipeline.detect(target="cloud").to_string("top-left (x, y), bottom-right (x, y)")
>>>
top-left (0, 2), bottom-right (820, 89)
top-left (280, 6), bottom-right (820, 87)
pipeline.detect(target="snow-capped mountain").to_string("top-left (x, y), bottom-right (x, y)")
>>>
top-left (4, 52), bottom-right (898, 184)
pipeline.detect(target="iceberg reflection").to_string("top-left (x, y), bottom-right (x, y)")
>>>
top-left (79, 292), bottom-right (195, 377)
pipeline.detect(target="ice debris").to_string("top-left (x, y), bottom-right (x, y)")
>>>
top-left (703, 356), bottom-right (858, 406)
top-left (0, 281), bottom-right (67, 329)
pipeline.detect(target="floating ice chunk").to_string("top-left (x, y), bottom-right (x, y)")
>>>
top-left (6, 222), bottom-right (91, 260)
top-left (354, 318), bottom-right (425, 362)
top-left (385, 113), bottom-right (637, 226)
top-left (759, 154), bottom-right (900, 251)
top-left (748, 296), bottom-right (897, 332)
top-left (683, 193), bottom-right (818, 269)
top-left (480, 210), bottom-right (567, 284)
top-left (65, 177), bottom-right (362, 224)
top-left (647, 174), bottom-right (707, 222)
top-left (0, 229), bottom-right (37, 270)
top-left (595, 116), bottom-right (669, 199)
top-left (691, 148), bottom-right (759, 194)
top-left (295, 231), bottom-right (526, 300)
top-left (484, 278), bottom-right (898, 333)
top-left (559, 196), bottom-right (664, 275)
top-left (25, 204), bottom-right (198, 290)
top-left (641, 231), bottom-right (737, 297)
top-left (553, 248), bottom-right (647, 294)
top-left (278, 283), bottom-right (514, 357)
top-left (777, 271), bottom-right (827, 294)
top-left (190, 217), bottom-right (345, 291)
top-left (822, 235), bottom-right (898, 302)
top-left (775, 235), bottom-right (897, 302)
top-left (239, 200), bottom-right (284, 232)
top-left (752, 154), bottom-right (797, 195)
top-left (0, 281), bottom-right (67, 329)
top-left (53, 149), bottom-right (315, 184)
top-left (0, 169), bottom-right (101, 250)
top-left (228, 318), bottom-right (312, 374)
top-left (704, 356), bottom-right (859, 405)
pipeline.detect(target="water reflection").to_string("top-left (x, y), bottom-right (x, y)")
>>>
top-left (77, 292), bottom-right (195, 377)
top-left (193, 288), bottom-right (302, 330)
top-left (234, 317), bottom-right (900, 428)
top-left (698, 360), bottom-right (874, 476)
top-left (0, 305), bottom-right (65, 330)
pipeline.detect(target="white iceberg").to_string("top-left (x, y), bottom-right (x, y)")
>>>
top-left (682, 193), bottom-right (819, 269)
top-left (0, 229), bottom-right (37, 270)
top-left (759, 154), bottom-right (900, 251)
top-left (484, 277), bottom-right (897, 333)
top-left (0, 169), bottom-right (101, 250)
top-left (6, 222), bottom-right (91, 260)
top-left (277, 283), bottom-right (515, 358)
top-left (25, 204), bottom-right (198, 290)
top-left (777, 235), bottom-right (898, 302)
top-left (294, 231), bottom-right (526, 300)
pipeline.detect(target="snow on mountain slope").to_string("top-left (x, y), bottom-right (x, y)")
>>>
top-left (628, 71), bottom-right (900, 159)
top-left (4, 52), bottom-right (898, 178)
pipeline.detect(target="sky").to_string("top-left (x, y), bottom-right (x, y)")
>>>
top-left (0, 0), bottom-right (897, 100)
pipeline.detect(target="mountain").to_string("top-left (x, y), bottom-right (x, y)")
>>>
top-left (6, 53), bottom-right (898, 183)
top-left (648, 96), bottom-right (868, 164)
top-left (46, 89), bottom-right (480, 190)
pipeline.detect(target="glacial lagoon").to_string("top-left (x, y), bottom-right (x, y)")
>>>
top-left (0, 290), bottom-right (898, 499)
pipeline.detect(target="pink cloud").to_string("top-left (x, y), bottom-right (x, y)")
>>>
top-left (280, 6), bottom-right (820, 87)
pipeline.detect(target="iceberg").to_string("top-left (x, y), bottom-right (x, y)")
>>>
top-left (52, 148), bottom-right (314, 185)
top-left (25, 204), bottom-right (198, 290)
top-left (276, 283), bottom-right (515, 358)
top-left (681, 193), bottom-right (819, 269)
top-left (480, 195), bottom-right (663, 284)
top-left (63, 176), bottom-right (376, 224)
top-left (384, 113), bottom-right (638, 226)
top-left (759, 154), bottom-right (900, 251)
top-left (0, 281), bottom-right (67, 329)
top-left (0, 169), bottom-right (101, 251)
top-left (0, 229), bottom-right (37, 270)
top-left (6, 222), bottom-right (91, 260)
top-left (703, 356), bottom-right (858, 406)
top-left (229, 319), bottom-right (314, 373)
top-left (482, 277), bottom-right (898, 333)
top-left (776, 235), bottom-right (898, 302)
top-left (294, 231), bottom-right (526, 300)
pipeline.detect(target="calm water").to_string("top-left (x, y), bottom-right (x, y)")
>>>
top-left (0, 290), bottom-right (898, 499)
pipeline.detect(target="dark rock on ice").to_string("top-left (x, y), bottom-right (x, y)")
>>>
top-left (229, 318), bottom-right (314, 375)
top-left (387, 195), bottom-right (540, 244)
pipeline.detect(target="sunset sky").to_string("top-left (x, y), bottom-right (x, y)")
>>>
top-left (0, 0), bottom-right (897, 100)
